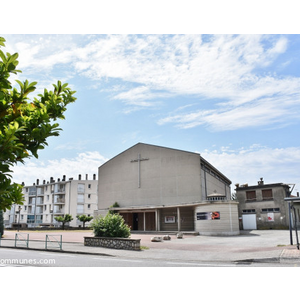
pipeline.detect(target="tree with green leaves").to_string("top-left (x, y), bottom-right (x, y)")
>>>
top-left (0, 37), bottom-right (76, 211)
top-left (54, 214), bottom-right (73, 230)
top-left (76, 214), bottom-right (93, 228)
top-left (108, 201), bottom-right (120, 214)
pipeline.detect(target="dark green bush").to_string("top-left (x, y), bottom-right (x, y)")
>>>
top-left (90, 213), bottom-right (131, 238)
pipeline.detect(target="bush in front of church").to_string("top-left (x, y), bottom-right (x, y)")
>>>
top-left (90, 213), bottom-right (131, 238)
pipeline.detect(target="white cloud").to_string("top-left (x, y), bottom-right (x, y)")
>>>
top-left (200, 145), bottom-right (300, 189)
top-left (12, 151), bottom-right (108, 186)
top-left (5, 34), bottom-right (300, 130)
top-left (159, 92), bottom-right (300, 131)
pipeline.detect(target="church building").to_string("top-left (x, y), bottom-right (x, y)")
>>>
top-left (95, 143), bottom-right (239, 235)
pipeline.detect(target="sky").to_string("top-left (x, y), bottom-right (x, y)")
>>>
top-left (3, 2), bottom-right (300, 195)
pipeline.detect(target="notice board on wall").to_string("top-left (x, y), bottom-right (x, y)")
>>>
top-left (197, 211), bottom-right (220, 220)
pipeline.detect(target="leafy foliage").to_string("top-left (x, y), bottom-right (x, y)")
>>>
top-left (90, 213), bottom-right (131, 238)
top-left (76, 214), bottom-right (93, 228)
top-left (0, 37), bottom-right (76, 211)
top-left (108, 201), bottom-right (120, 214)
top-left (54, 214), bottom-right (73, 229)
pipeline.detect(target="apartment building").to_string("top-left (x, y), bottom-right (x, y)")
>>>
top-left (4, 174), bottom-right (98, 228)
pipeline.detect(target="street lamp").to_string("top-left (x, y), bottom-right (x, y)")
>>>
top-left (17, 205), bottom-right (22, 232)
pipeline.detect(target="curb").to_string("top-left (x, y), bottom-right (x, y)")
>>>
top-left (0, 245), bottom-right (115, 257)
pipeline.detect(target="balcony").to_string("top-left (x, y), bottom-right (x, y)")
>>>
top-left (53, 208), bottom-right (64, 215)
top-left (54, 196), bottom-right (65, 204)
top-left (37, 188), bottom-right (44, 195)
top-left (36, 208), bottom-right (43, 214)
top-left (54, 189), bottom-right (66, 194)
top-left (36, 197), bottom-right (44, 205)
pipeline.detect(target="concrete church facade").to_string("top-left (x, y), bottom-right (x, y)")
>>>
top-left (96, 143), bottom-right (239, 236)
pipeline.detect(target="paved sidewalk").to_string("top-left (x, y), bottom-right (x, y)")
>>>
top-left (1, 230), bottom-right (300, 264)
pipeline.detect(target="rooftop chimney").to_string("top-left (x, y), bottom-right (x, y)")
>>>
top-left (258, 178), bottom-right (264, 185)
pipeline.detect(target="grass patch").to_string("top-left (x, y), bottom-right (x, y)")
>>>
top-left (140, 246), bottom-right (149, 250)
top-left (277, 244), bottom-right (287, 247)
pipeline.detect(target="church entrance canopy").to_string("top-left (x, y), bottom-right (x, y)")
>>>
top-left (110, 203), bottom-right (197, 232)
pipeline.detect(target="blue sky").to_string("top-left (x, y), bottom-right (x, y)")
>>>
top-left (3, 4), bottom-right (300, 194)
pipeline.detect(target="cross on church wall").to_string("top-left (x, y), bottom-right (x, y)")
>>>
top-left (130, 154), bottom-right (149, 188)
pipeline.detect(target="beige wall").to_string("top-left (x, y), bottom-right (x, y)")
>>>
top-left (201, 169), bottom-right (231, 200)
top-left (98, 144), bottom-right (202, 209)
top-left (195, 202), bottom-right (239, 235)
top-left (236, 184), bottom-right (290, 229)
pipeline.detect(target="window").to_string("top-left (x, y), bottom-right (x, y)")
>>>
top-left (262, 189), bottom-right (273, 200)
top-left (77, 204), bottom-right (84, 214)
top-left (87, 204), bottom-right (91, 209)
top-left (262, 208), bottom-right (280, 213)
top-left (27, 215), bottom-right (35, 223)
top-left (88, 184), bottom-right (91, 189)
top-left (88, 194), bottom-right (91, 199)
top-left (78, 183), bottom-right (85, 193)
top-left (77, 194), bottom-right (84, 203)
top-left (246, 191), bottom-right (256, 201)
top-left (242, 209), bottom-right (256, 213)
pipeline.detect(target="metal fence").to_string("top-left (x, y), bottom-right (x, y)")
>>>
top-left (15, 233), bottom-right (29, 248)
top-left (45, 235), bottom-right (62, 250)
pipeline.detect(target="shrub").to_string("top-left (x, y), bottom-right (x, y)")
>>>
top-left (108, 202), bottom-right (120, 214)
top-left (90, 213), bottom-right (131, 238)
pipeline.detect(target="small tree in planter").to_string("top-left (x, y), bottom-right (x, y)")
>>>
top-left (77, 214), bottom-right (93, 228)
top-left (90, 213), bottom-right (130, 238)
top-left (54, 214), bottom-right (73, 230)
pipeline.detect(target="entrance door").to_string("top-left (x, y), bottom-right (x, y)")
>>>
top-left (242, 214), bottom-right (257, 230)
top-left (133, 213), bottom-right (139, 230)
top-left (145, 212), bottom-right (156, 231)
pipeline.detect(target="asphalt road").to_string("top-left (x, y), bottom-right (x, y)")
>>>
top-left (1, 248), bottom-right (299, 267)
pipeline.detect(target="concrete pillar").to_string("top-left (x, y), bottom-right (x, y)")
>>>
top-left (156, 209), bottom-right (160, 231)
top-left (177, 207), bottom-right (181, 231)
top-left (143, 212), bottom-right (146, 231)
